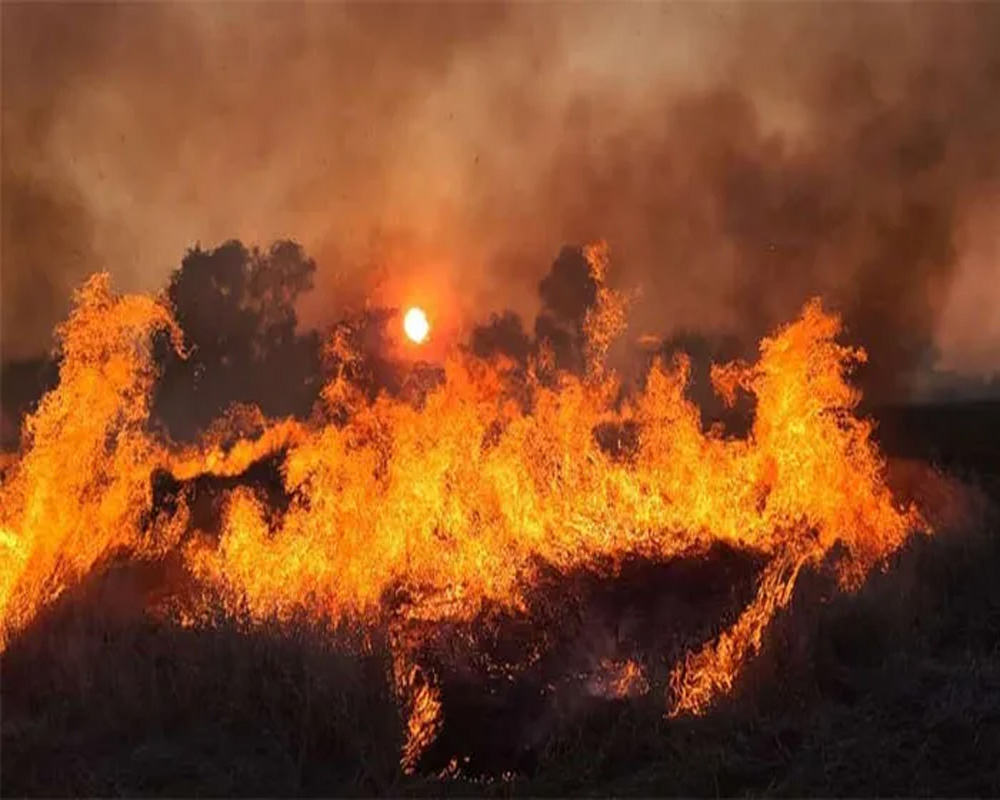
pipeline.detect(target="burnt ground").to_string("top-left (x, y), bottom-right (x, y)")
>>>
top-left (2, 401), bottom-right (999, 796)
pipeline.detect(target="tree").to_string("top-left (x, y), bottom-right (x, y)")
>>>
top-left (154, 240), bottom-right (321, 441)
top-left (533, 246), bottom-right (597, 374)
top-left (470, 311), bottom-right (532, 364)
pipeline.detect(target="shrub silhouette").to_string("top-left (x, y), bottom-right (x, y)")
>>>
top-left (154, 240), bottom-right (321, 440)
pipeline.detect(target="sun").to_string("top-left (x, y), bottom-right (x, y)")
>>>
top-left (403, 306), bottom-right (430, 344)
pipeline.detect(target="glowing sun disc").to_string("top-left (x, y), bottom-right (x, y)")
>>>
top-left (403, 306), bottom-right (430, 344)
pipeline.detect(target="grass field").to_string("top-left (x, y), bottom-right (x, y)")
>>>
top-left (2, 402), bottom-right (998, 796)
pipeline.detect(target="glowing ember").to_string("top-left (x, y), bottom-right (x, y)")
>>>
top-left (404, 306), bottom-right (430, 344)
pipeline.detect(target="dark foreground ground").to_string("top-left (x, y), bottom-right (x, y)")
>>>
top-left (2, 402), bottom-right (999, 796)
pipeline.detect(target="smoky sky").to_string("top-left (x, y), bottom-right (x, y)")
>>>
top-left (3, 3), bottom-right (999, 395)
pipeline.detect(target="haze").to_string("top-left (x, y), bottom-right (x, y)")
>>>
top-left (3, 3), bottom-right (999, 397)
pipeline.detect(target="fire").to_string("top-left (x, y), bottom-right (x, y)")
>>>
top-left (404, 306), bottom-right (430, 344)
top-left (0, 244), bottom-right (930, 770)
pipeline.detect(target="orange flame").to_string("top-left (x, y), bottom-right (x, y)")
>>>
top-left (0, 245), bottom-right (928, 766)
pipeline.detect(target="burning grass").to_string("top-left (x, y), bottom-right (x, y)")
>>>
top-left (3, 509), bottom-right (997, 795)
top-left (1, 244), bottom-right (992, 791)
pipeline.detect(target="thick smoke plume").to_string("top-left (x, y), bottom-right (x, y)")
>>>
top-left (3, 4), bottom-right (999, 397)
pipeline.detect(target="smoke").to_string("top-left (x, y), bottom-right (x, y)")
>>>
top-left (3, 3), bottom-right (999, 397)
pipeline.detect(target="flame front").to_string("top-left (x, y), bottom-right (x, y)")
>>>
top-left (0, 245), bottom-right (927, 768)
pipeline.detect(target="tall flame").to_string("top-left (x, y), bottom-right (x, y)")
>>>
top-left (0, 246), bottom-right (927, 767)
top-left (0, 275), bottom-right (186, 642)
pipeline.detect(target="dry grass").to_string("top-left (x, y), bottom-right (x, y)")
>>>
top-left (1, 567), bottom-right (404, 796)
top-left (3, 403), bottom-right (999, 796)
top-left (3, 510), bottom-right (998, 797)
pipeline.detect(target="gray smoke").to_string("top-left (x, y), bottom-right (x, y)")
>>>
top-left (3, 3), bottom-right (999, 397)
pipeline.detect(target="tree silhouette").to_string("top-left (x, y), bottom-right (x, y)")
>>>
top-left (533, 246), bottom-right (597, 373)
top-left (470, 311), bottom-right (532, 364)
top-left (154, 240), bottom-right (321, 440)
